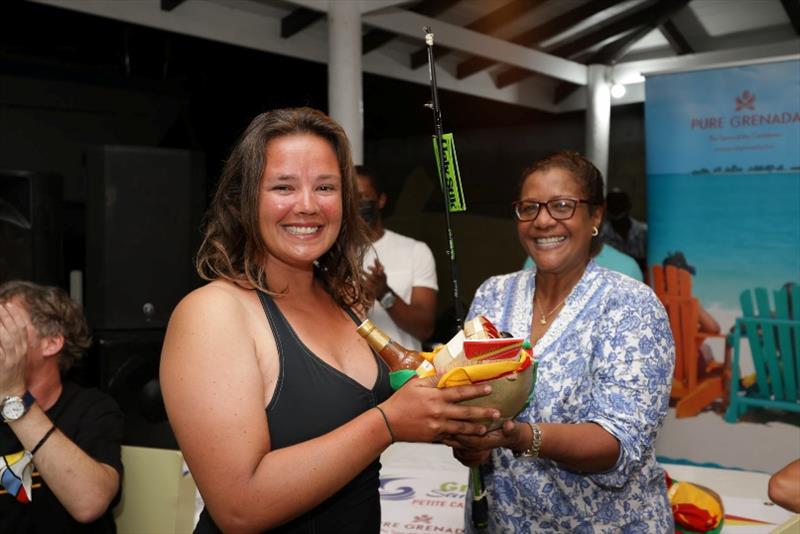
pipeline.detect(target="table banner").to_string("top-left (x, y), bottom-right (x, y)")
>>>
top-left (380, 467), bottom-right (467, 534)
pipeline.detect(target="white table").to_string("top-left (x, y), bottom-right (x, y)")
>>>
top-left (379, 443), bottom-right (797, 533)
top-left (664, 463), bottom-right (796, 533)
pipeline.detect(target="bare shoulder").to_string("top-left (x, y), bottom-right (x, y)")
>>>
top-left (161, 280), bottom-right (264, 378)
top-left (160, 281), bottom-right (275, 510)
top-left (171, 280), bottom-right (251, 323)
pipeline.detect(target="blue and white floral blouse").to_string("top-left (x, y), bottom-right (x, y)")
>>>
top-left (465, 261), bottom-right (675, 533)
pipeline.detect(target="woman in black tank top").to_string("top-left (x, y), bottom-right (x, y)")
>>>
top-left (161, 108), bottom-right (497, 533)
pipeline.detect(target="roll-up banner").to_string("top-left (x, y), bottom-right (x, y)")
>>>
top-left (645, 60), bottom-right (800, 375)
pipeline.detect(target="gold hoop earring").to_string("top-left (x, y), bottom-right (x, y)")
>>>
top-left (591, 226), bottom-right (599, 237)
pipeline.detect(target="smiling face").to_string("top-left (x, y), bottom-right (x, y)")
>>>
top-left (258, 133), bottom-right (343, 271)
top-left (517, 167), bottom-right (603, 278)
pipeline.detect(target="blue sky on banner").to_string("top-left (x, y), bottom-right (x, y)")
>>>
top-left (644, 60), bottom-right (799, 312)
top-left (645, 60), bottom-right (800, 175)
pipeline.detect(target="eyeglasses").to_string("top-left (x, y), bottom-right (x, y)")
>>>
top-left (512, 198), bottom-right (592, 222)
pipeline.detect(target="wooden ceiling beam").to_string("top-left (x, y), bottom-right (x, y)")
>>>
top-left (362, 6), bottom-right (587, 84)
top-left (409, 0), bottom-right (542, 69)
top-left (455, 0), bottom-right (628, 79)
top-left (660, 19), bottom-right (694, 55)
top-left (362, 0), bottom-right (461, 54)
top-left (160, 0), bottom-right (186, 12)
top-left (363, 29), bottom-right (396, 52)
top-left (781, 0), bottom-right (800, 35)
top-left (280, 8), bottom-right (324, 38)
top-left (549, 0), bottom-right (692, 101)
top-left (495, 0), bottom-right (690, 89)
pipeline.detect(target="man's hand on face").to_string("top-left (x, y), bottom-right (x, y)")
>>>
top-left (0, 302), bottom-right (29, 397)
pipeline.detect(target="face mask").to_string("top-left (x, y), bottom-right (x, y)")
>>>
top-left (359, 200), bottom-right (379, 225)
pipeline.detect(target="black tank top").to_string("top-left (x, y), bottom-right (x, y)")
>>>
top-left (195, 291), bottom-right (392, 534)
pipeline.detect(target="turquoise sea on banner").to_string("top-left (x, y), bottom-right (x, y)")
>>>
top-left (648, 172), bottom-right (800, 309)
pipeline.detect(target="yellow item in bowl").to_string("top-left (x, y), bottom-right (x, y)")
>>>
top-left (448, 350), bottom-right (536, 430)
top-left (437, 350), bottom-right (532, 387)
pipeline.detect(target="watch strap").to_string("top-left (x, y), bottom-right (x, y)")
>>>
top-left (22, 391), bottom-right (35, 410)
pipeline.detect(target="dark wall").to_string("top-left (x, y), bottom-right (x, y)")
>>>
top-left (608, 103), bottom-right (647, 221)
top-left (0, 0), bottom-right (647, 446)
top-left (0, 74), bottom-right (184, 203)
top-left (365, 104), bottom-right (646, 320)
top-left (0, 0), bottom-right (647, 329)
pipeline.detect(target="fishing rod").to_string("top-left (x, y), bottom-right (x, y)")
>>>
top-left (423, 26), bottom-right (487, 530)
top-left (424, 26), bottom-right (464, 332)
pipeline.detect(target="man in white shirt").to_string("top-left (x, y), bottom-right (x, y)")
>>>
top-left (356, 166), bottom-right (438, 351)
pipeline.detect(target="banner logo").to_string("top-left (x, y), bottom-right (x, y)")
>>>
top-left (735, 90), bottom-right (756, 111)
top-left (412, 514), bottom-right (434, 524)
top-left (379, 477), bottom-right (415, 500)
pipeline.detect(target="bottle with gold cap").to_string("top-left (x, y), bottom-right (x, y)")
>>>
top-left (356, 319), bottom-right (435, 388)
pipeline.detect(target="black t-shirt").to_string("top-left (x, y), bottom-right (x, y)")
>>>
top-left (0, 381), bottom-right (124, 534)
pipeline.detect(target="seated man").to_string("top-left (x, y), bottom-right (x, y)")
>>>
top-left (0, 281), bottom-right (123, 533)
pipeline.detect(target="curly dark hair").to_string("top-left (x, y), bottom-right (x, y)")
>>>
top-left (0, 281), bottom-right (91, 373)
top-left (195, 107), bottom-right (373, 310)
top-left (518, 150), bottom-right (606, 256)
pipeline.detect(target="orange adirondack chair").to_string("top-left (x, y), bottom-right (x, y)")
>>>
top-left (651, 265), bottom-right (729, 417)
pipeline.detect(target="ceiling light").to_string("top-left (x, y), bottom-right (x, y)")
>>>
top-left (610, 83), bottom-right (626, 99)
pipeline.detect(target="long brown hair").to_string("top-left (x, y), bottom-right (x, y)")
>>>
top-left (196, 107), bottom-right (372, 309)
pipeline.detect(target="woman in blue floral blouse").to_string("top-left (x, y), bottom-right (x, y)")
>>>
top-left (446, 151), bottom-right (675, 533)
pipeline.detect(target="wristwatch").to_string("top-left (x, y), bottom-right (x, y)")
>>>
top-left (1, 391), bottom-right (35, 423)
top-left (379, 290), bottom-right (397, 310)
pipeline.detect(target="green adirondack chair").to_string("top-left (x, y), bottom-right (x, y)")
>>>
top-left (725, 284), bottom-right (800, 422)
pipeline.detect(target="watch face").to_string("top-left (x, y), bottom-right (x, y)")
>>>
top-left (380, 292), bottom-right (396, 309)
top-left (2, 398), bottom-right (25, 421)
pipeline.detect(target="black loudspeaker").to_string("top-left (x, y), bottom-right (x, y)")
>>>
top-left (86, 146), bottom-right (205, 330)
top-left (95, 329), bottom-right (177, 449)
top-left (0, 170), bottom-right (63, 285)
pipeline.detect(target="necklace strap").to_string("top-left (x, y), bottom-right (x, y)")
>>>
top-left (535, 293), bottom-right (568, 325)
